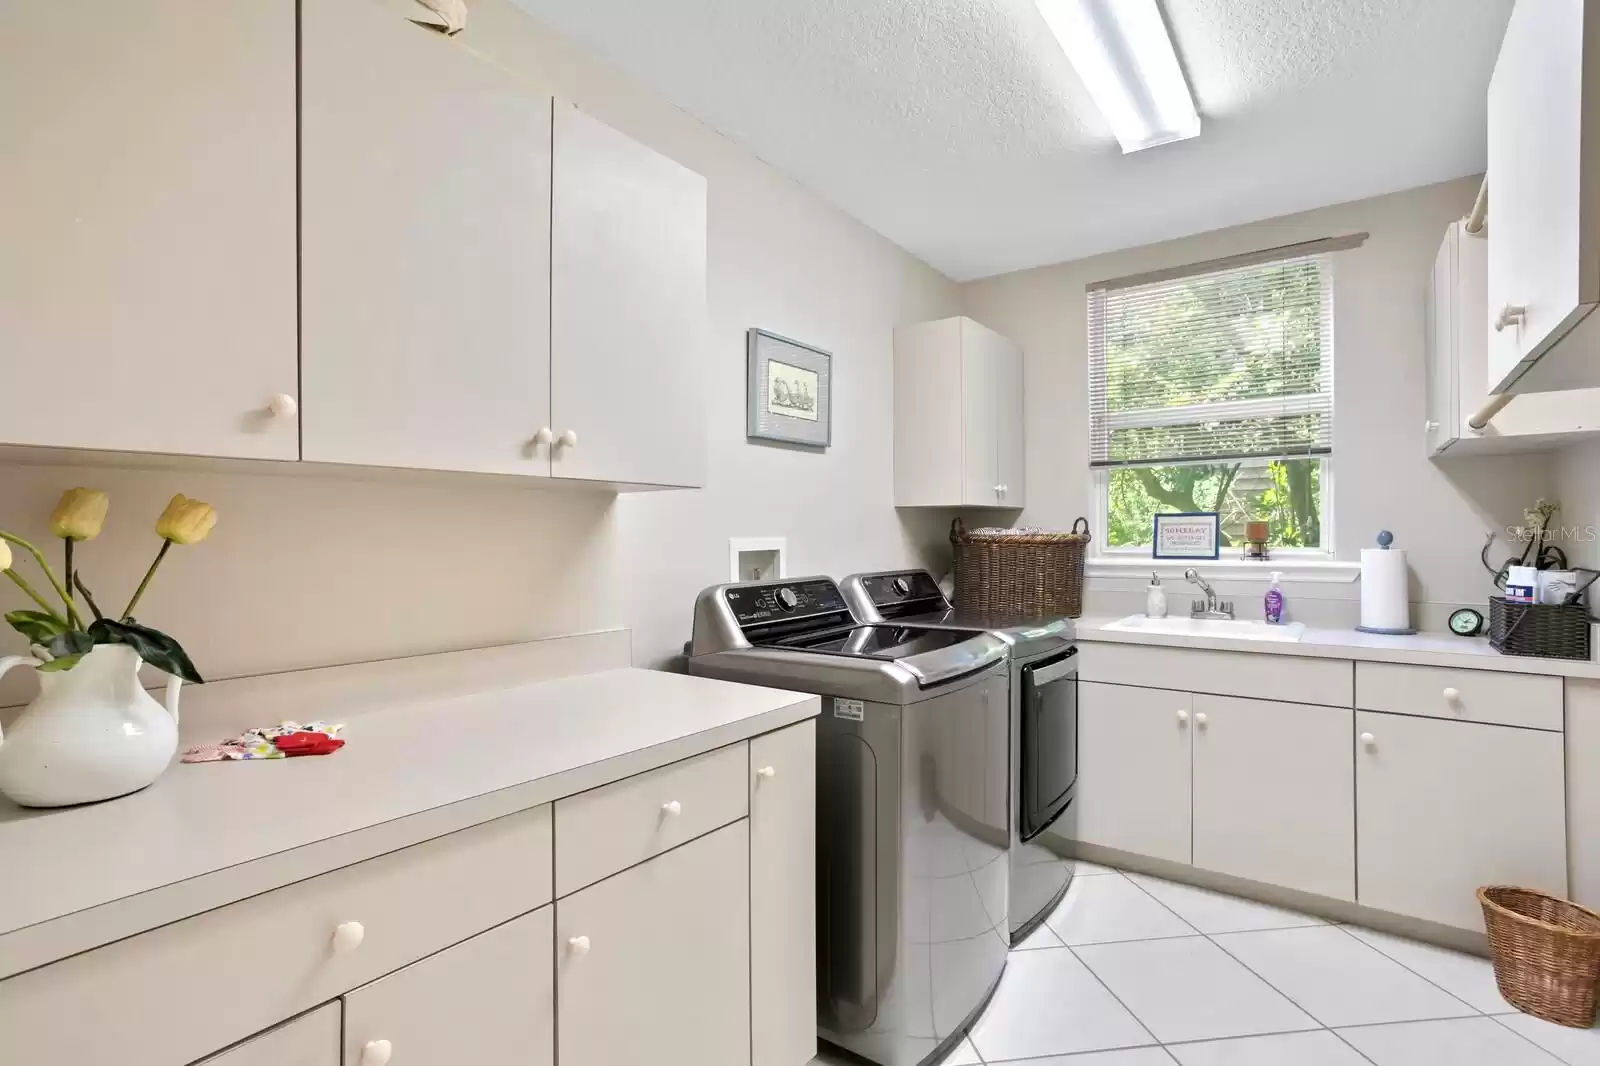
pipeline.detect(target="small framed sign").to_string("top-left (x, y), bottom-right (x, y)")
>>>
top-left (1153, 512), bottom-right (1221, 560)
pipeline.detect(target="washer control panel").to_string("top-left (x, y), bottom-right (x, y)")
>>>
top-left (860, 570), bottom-right (945, 608)
top-left (725, 578), bottom-right (849, 627)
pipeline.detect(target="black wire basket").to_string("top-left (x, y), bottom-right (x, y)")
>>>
top-left (1489, 597), bottom-right (1592, 661)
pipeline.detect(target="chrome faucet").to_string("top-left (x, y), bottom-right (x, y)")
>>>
top-left (1184, 568), bottom-right (1235, 620)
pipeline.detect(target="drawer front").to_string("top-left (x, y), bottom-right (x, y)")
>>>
top-left (1355, 661), bottom-right (1562, 731)
top-left (0, 805), bottom-right (552, 1066)
top-left (556, 742), bottom-right (748, 896)
top-left (1079, 643), bottom-right (1352, 707)
top-left (198, 1004), bottom-right (341, 1066)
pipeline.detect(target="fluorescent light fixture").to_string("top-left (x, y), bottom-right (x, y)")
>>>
top-left (1036, 0), bottom-right (1201, 153)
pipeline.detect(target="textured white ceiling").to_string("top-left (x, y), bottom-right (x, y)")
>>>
top-left (509, 0), bottom-right (1512, 280)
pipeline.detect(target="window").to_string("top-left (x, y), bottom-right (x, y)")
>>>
top-left (1089, 247), bottom-right (1335, 553)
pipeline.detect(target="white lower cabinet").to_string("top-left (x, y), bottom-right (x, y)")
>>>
top-left (1192, 695), bottom-right (1355, 900)
top-left (1356, 711), bottom-right (1568, 931)
top-left (557, 820), bottom-right (751, 1066)
top-left (343, 907), bottom-right (554, 1066)
top-left (1075, 682), bottom-right (1192, 864)
top-left (198, 1004), bottom-right (340, 1066)
top-left (751, 722), bottom-right (819, 1066)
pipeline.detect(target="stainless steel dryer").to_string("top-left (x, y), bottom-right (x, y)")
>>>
top-left (688, 577), bottom-right (1011, 1066)
top-left (842, 570), bottom-right (1078, 946)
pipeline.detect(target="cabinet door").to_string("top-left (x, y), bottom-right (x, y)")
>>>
top-left (960, 319), bottom-right (1002, 506)
top-left (198, 1004), bottom-right (340, 1066)
top-left (995, 334), bottom-right (1026, 507)
top-left (0, 0), bottom-right (297, 459)
top-left (1356, 711), bottom-right (1567, 931)
top-left (1485, 0), bottom-right (1597, 392)
top-left (557, 821), bottom-right (750, 1066)
top-left (751, 722), bottom-right (817, 1066)
top-left (1425, 225), bottom-right (1460, 454)
top-left (301, 0), bottom-right (553, 475)
top-left (551, 103), bottom-right (706, 488)
top-left (344, 907), bottom-right (553, 1066)
top-left (1192, 695), bottom-right (1354, 900)
top-left (1074, 682), bottom-right (1192, 865)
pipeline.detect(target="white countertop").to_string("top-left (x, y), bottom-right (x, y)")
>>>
top-left (0, 666), bottom-right (818, 978)
top-left (1076, 616), bottom-right (1600, 679)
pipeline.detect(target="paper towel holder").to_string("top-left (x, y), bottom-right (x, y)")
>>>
top-left (1355, 530), bottom-right (1418, 635)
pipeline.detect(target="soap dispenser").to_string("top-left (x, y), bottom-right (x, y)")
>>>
top-left (1265, 571), bottom-right (1286, 624)
top-left (1146, 571), bottom-right (1167, 618)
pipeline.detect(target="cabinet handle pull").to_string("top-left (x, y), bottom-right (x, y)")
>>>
top-left (1424, 420), bottom-right (1439, 432)
top-left (267, 393), bottom-right (298, 418)
top-left (361, 1039), bottom-right (393, 1066)
top-left (661, 799), bottom-right (682, 816)
top-left (331, 921), bottom-right (365, 954)
top-left (1176, 709), bottom-right (1189, 724)
top-left (1494, 304), bottom-right (1527, 332)
top-left (1442, 686), bottom-right (1461, 705)
top-left (568, 935), bottom-right (591, 956)
top-left (757, 765), bottom-right (777, 779)
top-left (532, 426), bottom-right (553, 446)
top-left (558, 429), bottom-right (579, 449)
top-left (1361, 732), bottom-right (1377, 750)
top-left (1194, 712), bottom-right (1208, 728)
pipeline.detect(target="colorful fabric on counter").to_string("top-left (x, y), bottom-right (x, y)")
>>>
top-left (182, 720), bottom-right (346, 763)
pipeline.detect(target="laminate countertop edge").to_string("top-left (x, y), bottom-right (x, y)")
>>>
top-left (0, 667), bottom-right (820, 979)
top-left (1075, 617), bottom-right (1600, 679)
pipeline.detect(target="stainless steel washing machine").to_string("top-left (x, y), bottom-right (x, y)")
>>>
top-left (688, 576), bottom-right (1011, 1066)
top-left (842, 569), bottom-right (1078, 946)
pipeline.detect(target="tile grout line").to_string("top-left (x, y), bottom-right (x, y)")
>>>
top-left (1326, 924), bottom-right (1481, 1016)
top-left (1485, 1014), bottom-right (1583, 1066)
top-left (1058, 940), bottom-right (1165, 1054)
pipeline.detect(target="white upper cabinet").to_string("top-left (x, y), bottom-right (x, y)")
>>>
top-left (894, 317), bottom-right (1026, 507)
top-left (0, 0), bottom-right (298, 459)
top-left (1486, 0), bottom-right (1600, 394)
top-left (300, 0), bottom-right (554, 475)
top-left (550, 103), bottom-right (707, 488)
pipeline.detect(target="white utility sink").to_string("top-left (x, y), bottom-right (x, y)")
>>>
top-left (1104, 614), bottom-right (1307, 643)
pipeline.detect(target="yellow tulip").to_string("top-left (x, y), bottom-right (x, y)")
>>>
top-left (155, 494), bottom-right (217, 545)
top-left (0, 538), bottom-right (11, 571)
top-left (49, 488), bottom-right (108, 541)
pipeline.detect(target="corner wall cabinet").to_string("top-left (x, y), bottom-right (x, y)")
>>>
top-left (0, 0), bottom-right (298, 459)
top-left (1072, 647), bottom-right (1570, 935)
top-left (1485, 0), bottom-right (1600, 394)
top-left (0, 720), bottom-right (817, 1066)
top-left (894, 317), bottom-right (1026, 507)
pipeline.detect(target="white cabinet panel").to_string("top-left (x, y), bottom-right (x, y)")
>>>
top-left (751, 722), bottom-right (818, 1066)
top-left (551, 102), bottom-right (706, 488)
top-left (344, 907), bottom-right (553, 1066)
top-left (198, 1004), bottom-right (340, 1066)
top-left (557, 821), bottom-right (751, 1066)
top-left (301, 0), bottom-right (553, 474)
top-left (1356, 662), bottom-right (1562, 732)
top-left (960, 318), bottom-right (1001, 506)
top-left (1192, 695), bottom-right (1354, 901)
top-left (1074, 682), bottom-right (1192, 865)
top-left (995, 329), bottom-right (1026, 508)
top-left (1356, 711), bottom-right (1567, 931)
top-left (1566, 679), bottom-right (1600, 910)
top-left (0, 0), bottom-right (297, 459)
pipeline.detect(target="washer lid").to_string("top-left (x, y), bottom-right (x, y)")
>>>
top-left (754, 622), bottom-right (1006, 686)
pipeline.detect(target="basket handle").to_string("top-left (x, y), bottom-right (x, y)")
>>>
top-left (1071, 517), bottom-right (1090, 535)
top-left (950, 517), bottom-right (967, 544)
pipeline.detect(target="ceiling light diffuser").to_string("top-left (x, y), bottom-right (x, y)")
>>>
top-left (1036, 0), bottom-right (1201, 153)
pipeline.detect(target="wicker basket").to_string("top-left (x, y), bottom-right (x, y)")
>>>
top-left (1479, 885), bottom-right (1600, 1027)
top-left (949, 518), bottom-right (1090, 617)
top-left (1489, 597), bottom-right (1593, 661)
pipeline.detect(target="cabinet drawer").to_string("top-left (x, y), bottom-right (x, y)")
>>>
top-left (1079, 643), bottom-right (1352, 707)
top-left (556, 742), bottom-right (748, 896)
top-left (0, 805), bottom-right (552, 1066)
top-left (198, 1004), bottom-right (340, 1066)
top-left (1355, 661), bottom-right (1562, 731)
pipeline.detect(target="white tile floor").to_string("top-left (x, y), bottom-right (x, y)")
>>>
top-left (814, 863), bottom-right (1600, 1065)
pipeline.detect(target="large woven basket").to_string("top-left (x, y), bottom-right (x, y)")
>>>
top-left (950, 518), bottom-right (1090, 617)
top-left (1479, 885), bottom-right (1600, 1027)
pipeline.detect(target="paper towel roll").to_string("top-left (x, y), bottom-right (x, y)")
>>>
top-left (1358, 548), bottom-right (1413, 634)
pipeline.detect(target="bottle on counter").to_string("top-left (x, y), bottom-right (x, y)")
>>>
top-left (1265, 571), bottom-right (1286, 624)
top-left (1147, 571), bottom-right (1167, 618)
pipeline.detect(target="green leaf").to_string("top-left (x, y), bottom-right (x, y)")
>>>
top-left (88, 618), bottom-right (204, 683)
top-left (5, 610), bottom-right (68, 645)
top-left (46, 630), bottom-right (94, 661)
top-left (36, 652), bottom-right (85, 672)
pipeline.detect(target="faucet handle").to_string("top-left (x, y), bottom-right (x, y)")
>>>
top-left (1219, 600), bottom-right (1234, 617)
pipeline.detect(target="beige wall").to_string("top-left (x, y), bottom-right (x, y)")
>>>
top-left (1554, 441), bottom-right (1600, 572)
top-left (960, 177), bottom-right (1545, 624)
top-left (0, 0), bottom-right (960, 702)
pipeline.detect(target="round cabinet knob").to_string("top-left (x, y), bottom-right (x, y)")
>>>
top-left (331, 921), bottom-right (365, 954)
top-left (1176, 709), bottom-right (1190, 724)
top-left (568, 935), bottom-right (591, 957)
top-left (533, 426), bottom-right (553, 446)
top-left (361, 1040), bottom-right (393, 1066)
top-left (757, 765), bottom-right (777, 779)
top-left (1442, 686), bottom-right (1461, 705)
top-left (1361, 732), bottom-right (1377, 750)
top-left (557, 429), bottom-right (578, 449)
top-left (268, 393), bottom-right (298, 418)
top-left (661, 799), bottom-right (682, 816)
top-left (1194, 712), bottom-right (1208, 728)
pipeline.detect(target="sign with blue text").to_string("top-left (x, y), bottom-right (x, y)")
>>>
top-left (1153, 512), bottom-right (1221, 559)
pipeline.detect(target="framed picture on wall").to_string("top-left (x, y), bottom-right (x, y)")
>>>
top-left (747, 328), bottom-right (832, 448)
top-left (1153, 512), bottom-right (1221, 559)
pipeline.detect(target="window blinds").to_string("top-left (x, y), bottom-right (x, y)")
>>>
top-left (1087, 252), bottom-right (1334, 468)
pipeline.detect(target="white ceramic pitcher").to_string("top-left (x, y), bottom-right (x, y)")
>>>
top-left (0, 643), bottom-right (182, 807)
